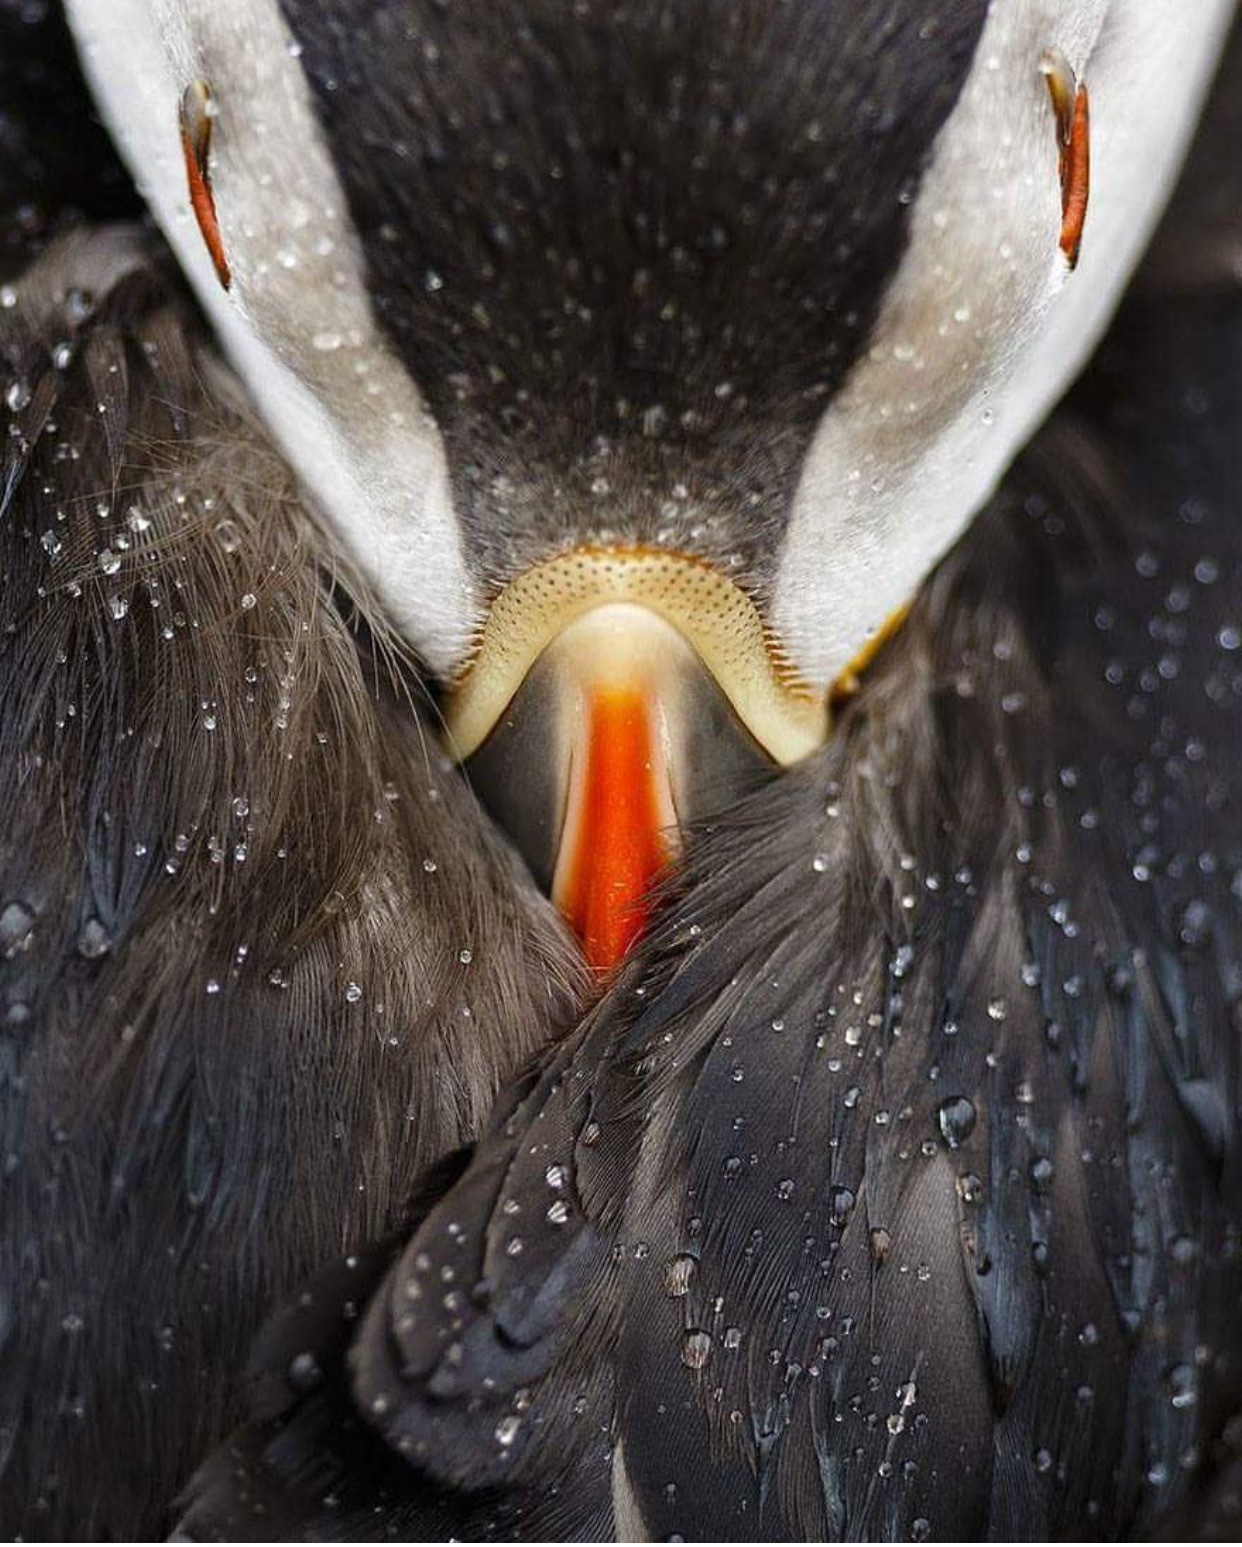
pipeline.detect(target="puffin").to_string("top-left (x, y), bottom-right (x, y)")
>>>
top-left (0, 0), bottom-right (1239, 1539)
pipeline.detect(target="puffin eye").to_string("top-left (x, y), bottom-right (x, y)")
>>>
top-left (179, 79), bottom-right (231, 291)
top-left (1040, 47), bottom-right (1090, 270)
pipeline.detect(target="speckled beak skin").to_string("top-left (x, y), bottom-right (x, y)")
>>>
top-left (449, 548), bottom-right (824, 963)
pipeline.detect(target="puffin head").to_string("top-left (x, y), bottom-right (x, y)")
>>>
top-left (67, 0), bottom-right (1233, 968)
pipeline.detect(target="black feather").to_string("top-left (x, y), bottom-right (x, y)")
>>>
top-left (179, 150), bottom-right (1242, 1539)
top-left (0, 230), bottom-right (588, 1540)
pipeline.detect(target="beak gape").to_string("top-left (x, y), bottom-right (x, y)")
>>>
top-left (449, 549), bottom-right (827, 971)
top-left (543, 607), bottom-right (683, 971)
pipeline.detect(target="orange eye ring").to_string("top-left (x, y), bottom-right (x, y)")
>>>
top-left (180, 80), bottom-right (232, 290)
top-left (1041, 48), bottom-right (1091, 270)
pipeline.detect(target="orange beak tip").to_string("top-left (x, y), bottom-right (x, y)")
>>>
top-left (554, 687), bottom-right (672, 973)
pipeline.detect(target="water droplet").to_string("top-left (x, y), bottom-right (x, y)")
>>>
top-left (663, 1253), bottom-right (697, 1297)
top-left (213, 519), bottom-right (242, 554)
top-left (77, 917), bottom-right (112, 959)
top-left (681, 1328), bottom-right (712, 1370)
top-left (40, 529), bottom-right (62, 558)
top-left (1166, 1363), bottom-right (1197, 1410)
top-left (97, 548), bottom-right (122, 576)
top-left (0, 900), bottom-right (36, 957)
top-left (288, 1351), bottom-right (323, 1391)
top-left (1177, 899), bottom-right (1213, 949)
top-left (937, 1095), bottom-right (976, 1149)
top-left (61, 286), bottom-right (94, 325)
top-left (344, 981), bottom-right (363, 1004)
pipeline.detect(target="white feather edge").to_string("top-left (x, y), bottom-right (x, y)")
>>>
top-left (65, 0), bottom-right (475, 677)
top-left (774, 0), bottom-right (1236, 691)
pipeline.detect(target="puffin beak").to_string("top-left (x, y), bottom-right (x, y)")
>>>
top-left (543, 607), bottom-right (680, 970)
top-left (446, 549), bottom-right (827, 972)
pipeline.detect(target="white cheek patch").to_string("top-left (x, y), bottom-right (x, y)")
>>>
top-left (774, 0), bottom-right (1235, 694)
top-left (65, 0), bottom-right (475, 678)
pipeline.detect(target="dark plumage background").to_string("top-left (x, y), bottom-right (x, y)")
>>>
top-left (2, 6), bottom-right (587, 1537)
top-left (182, 15), bottom-right (1242, 1541)
top-left (2, 3), bottom-right (1240, 1541)
top-left (0, 0), bottom-right (138, 266)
